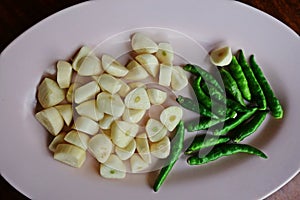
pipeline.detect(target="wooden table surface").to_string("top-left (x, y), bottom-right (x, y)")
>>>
top-left (0, 0), bottom-right (299, 199)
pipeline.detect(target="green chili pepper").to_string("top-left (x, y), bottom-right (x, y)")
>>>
top-left (185, 66), bottom-right (242, 117)
top-left (237, 50), bottom-right (267, 110)
top-left (176, 95), bottom-right (218, 119)
top-left (153, 121), bottom-right (185, 192)
top-left (186, 115), bottom-right (231, 132)
top-left (201, 80), bottom-right (226, 104)
top-left (153, 160), bottom-right (175, 192)
top-left (213, 108), bottom-right (257, 136)
top-left (201, 82), bottom-right (249, 113)
top-left (249, 55), bottom-right (283, 119)
top-left (219, 68), bottom-right (245, 106)
top-left (228, 56), bottom-right (251, 101)
top-left (185, 134), bottom-right (230, 155)
top-left (184, 64), bottom-right (224, 93)
top-left (226, 98), bottom-right (250, 113)
top-left (201, 82), bottom-right (238, 119)
top-left (193, 76), bottom-right (235, 119)
top-left (192, 76), bottom-right (212, 108)
top-left (169, 121), bottom-right (185, 162)
top-left (231, 111), bottom-right (268, 143)
top-left (187, 143), bottom-right (267, 165)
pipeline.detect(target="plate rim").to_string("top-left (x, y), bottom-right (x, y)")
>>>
top-left (0, 1), bottom-right (299, 199)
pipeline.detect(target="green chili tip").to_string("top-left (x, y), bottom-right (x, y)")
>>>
top-left (249, 55), bottom-right (283, 119)
top-left (187, 143), bottom-right (267, 165)
top-left (152, 120), bottom-right (185, 192)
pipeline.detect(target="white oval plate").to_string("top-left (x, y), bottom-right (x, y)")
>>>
top-left (0, 0), bottom-right (299, 199)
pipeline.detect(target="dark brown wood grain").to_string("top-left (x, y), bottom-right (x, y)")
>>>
top-left (0, 0), bottom-right (84, 52)
top-left (0, 0), bottom-right (299, 199)
top-left (239, 0), bottom-right (300, 35)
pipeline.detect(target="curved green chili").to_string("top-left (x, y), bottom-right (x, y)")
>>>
top-left (192, 76), bottom-right (212, 108)
top-left (185, 134), bottom-right (230, 155)
top-left (176, 95), bottom-right (218, 118)
top-left (187, 143), bottom-right (267, 165)
top-left (201, 82), bottom-right (237, 119)
top-left (232, 110), bottom-right (268, 143)
top-left (219, 68), bottom-right (245, 106)
top-left (186, 115), bottom-right (231, 132)
top-left (213, 108), bottom-right (257, 136)
top-left (184, 64), bottom-right (224, 93)
top-left (237, 50), bottom-right (267, 110)
top-left (226, 98), bottom-right (250, 113)
top-left (169, 121), bottom-right (185, 163)
top-left (228, 56), bottom-right (251, 101)
top-left (249, 55), bottom-right (283, 119)
top-left (192, 76), bottom-right (235, 119)
top-left (201, 81), bottom-right (249, 113)
top-left (153, 121), bottom-right (185, 192)
top-left (201, 80), bottom-right (226, 104)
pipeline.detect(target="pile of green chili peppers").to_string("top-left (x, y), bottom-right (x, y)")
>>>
top-left (178, 50), bottom-right (283, 165)
top-left (153, 50), bottom-right (283, 192)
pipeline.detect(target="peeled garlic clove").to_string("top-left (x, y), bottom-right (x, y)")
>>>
top-left (136, 133), bottom-right (151, 164)
top-left (122, 108), bottom-right (146, 123)
top-left (124, 87), bottom-right (150, 110)
top-left (64, 130), bottom-right (90, 150)
top-left (38, 78), bottom-right (65, 108)
top-left (130, 154), bottom-right (149, 173)
top-left (66, 83), bottom-right (76, 103)
top-left (73, 116), bottom-right (99, 135)
top-left (100, 154), bottom-right (126, 179)
top-left (102, 129), bottom-right (112, 139)
top-left (171, 66), bottom-right (188, 91)
top-left (57, 60), bottom-right (73, 89)
top-left (147, 88), bottom-right (167, 105)
top-left (77, 55), bottom-right (103, 76)
top-left (126, 60), bottom-right (141, 71)
top-left (101, 54), bottom-right (128, 77)
top-left (131, 32), bottom-right (158, 54)
top-left (155, 43), bottom-right (174, 65)
top-left (88, 133), bottom-right (113, 163)
top-left (150, 136), bottom-right (171, 159)
top-left (135, 54), bottom-right (159, 77)
top-left (97, 73), bottom-right (122, 94)
top-left (209, 46), bottom-right (232, 66)
top-left (97, 92), bottom-right (125, 118)
top-left (115, 139), bottom-right (136, 160)
top-left (74, 81), bottom-right (100, 104)
top-left (111, 120), bottom-right (139, 148)
top-left (124, 60), bottom-right (149, 81)
top-left (54, 143), bottom-right (86, 168)
top-left (160, 106), bottom-right (183, 131)
top-left (158, 64), bottom-right (173, 87)
top-left (35, 107), bottom-right (64, 136)
top-left (48, 132), bottom-right (66, 152)
top-left (75, 100), bottom-right (104, 121)
top-left (145, 118), bottom-right (168, 142)
top-left (72, 46), bottom-right (94, 71)
top-left (55, 104), bottom-right (73, 126)
top-left (118, 79), bottom-right (131, 98)
top-left (128, 82), bottom-right (146, 90)
top-left (98, 114), bottom-right (115, 129)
